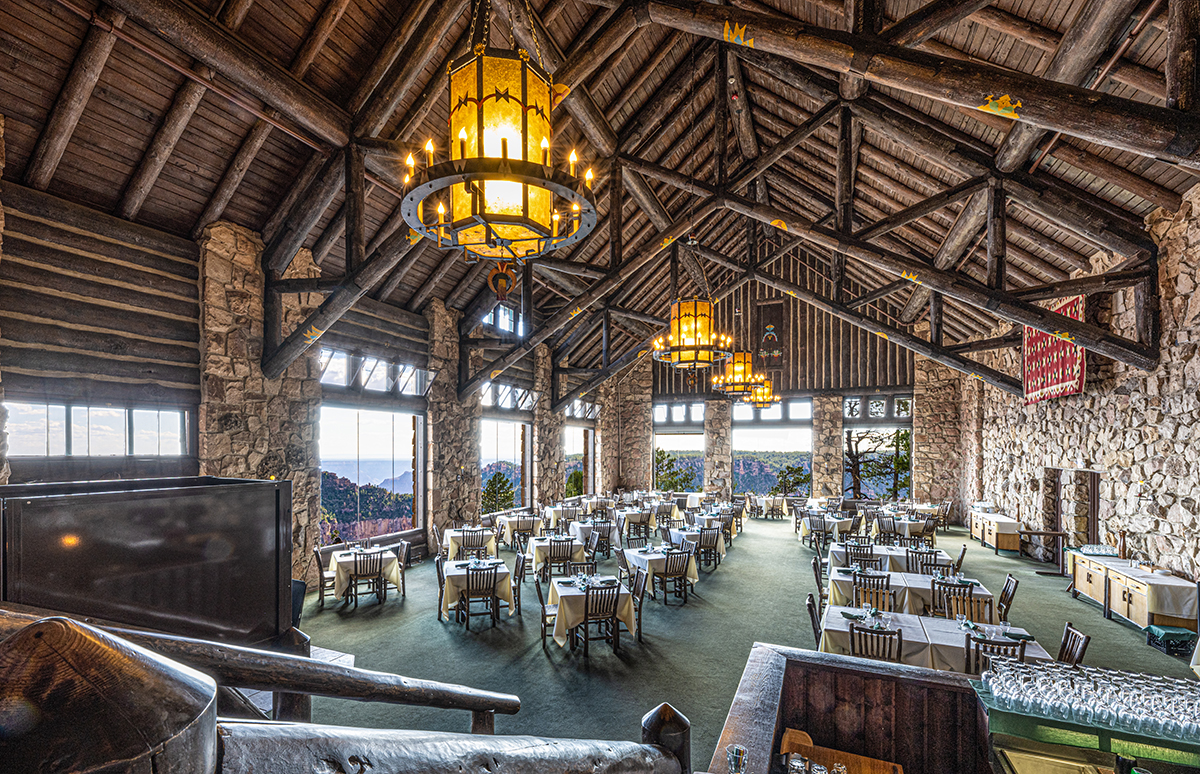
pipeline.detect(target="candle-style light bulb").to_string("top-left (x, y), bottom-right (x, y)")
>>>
top-left (436, 201), bottom-right (445, 221)
top-left (569, 149), bottom-right (577, 177)
top-left (458, 127), bottom-right (467, 160)
top-left (436, 201), bottom-right (446, 244)
top-left (552, 210), bottom-right (560, 237)
top-left (404, 173), bottom-right (410, 185)
top-left (425, 139), bottom-right (435, 167)
top-left (585, 168), bottom-right (593, 187)
top-left (405, 153), bottom-right (415, 173)
top-left (541, 137), bottom-right (549, 165)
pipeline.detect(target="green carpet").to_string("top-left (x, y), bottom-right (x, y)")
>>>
top-left (300, 521), bottom-right (1196, 769)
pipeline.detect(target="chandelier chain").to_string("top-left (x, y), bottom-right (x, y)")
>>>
top-left (524, 0), bottom-right (543, 68)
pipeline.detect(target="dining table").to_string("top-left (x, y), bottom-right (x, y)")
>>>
top-left (617, 507), bottom-right (660, 533)
top-left (440, 558), bottom-right (513, 622)
top-left (873, 517), bottom-right (938, 545)
top-left (796, 514), bottom-right (854, 542)
top-left (818, 605), bottom-right (1051, 673)
top-left (668, 526), bottom-right (727, 558)
top-left (329, 548), bottom-right (403, 600)
top-left (827, 567), bottom-right (993, 618)
top-left (692, 512), bottom-right (737, 537)
top-left (827, 544), bottom-right (953, 572)
top-left (526, 535), bottom-right (587, 573)
top-left (569, 519), bottom-right (621, 547)
top-left (624, 544), bottom-right (700, 595)
top-left (496, 514), bottom-right (543, 544)
top-left (547, 575), bottom-right (637, 647)
top-left (442, 527), bottom-right (499, 559)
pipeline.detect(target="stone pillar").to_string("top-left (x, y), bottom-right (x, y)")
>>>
top-left (959, 375), bottom-right (985, 508)
top-left (912, 352), bottom-right (964, 513)
top-left (597, 378), bottom-right (618, 493)
top-left (0, 114), bottom-right (8, 486)
top-left (703, 399), bottom-right (731, 499)
top-left (597, 357), bottom-right (654, 491)
top-left (424, 299), bottom-right (481, 533)
top-left (811, 395), bottom-right (843, 497)
top-left (533, 343), bottom-right (565, 504)
top-left (196, 223), bottom-right (322, 583)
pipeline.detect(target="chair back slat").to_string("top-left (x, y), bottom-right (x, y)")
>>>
top-left (949, 594), bottom-right (994, 624)
top-left (465, 566), bottom-right (499, 595)
top-left (966, 633), bottom-right (1025, 674)
top-left (584, 584), bottom-right (619, 619)
top-left (849, 623), bottom-right (902, 663)
top-left (932, 578), bottom-right (974, 618)
top-left (1057, 622), bottom-right (1091, 666)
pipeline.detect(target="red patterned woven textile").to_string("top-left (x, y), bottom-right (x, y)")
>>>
top-left (1023, 295), bottom-right (1086, 405)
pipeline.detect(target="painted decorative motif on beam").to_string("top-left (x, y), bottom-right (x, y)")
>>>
top-left (1023, 295), bottom-right (1085, 405)
top-left (723, 21), bottom-right (754, 47)
top-left (302, 324), bottom-right (324, 344)
top-left (979, 94), bottom-right (1021, 118)
top-left (770, 218), bottom-right (787, 231)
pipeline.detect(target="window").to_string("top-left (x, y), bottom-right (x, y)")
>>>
top-left (481, 419), bottom-right (530, 512)
top-left (894, 397), bottom-right (912, 418)
top-left (482, 305), bottom-right (524, 336)
top-left (671, 404), bottom-right (686, 422)
top-left (868, 398), bottom-right (886, 418)
top-left (566, 399), bottom-right (599, 419)
top-left (481, 383), bottom-right (537, 412)
top-left (691, 403), bottom-right (705, 422)
top-left (653, 404), bottom-right (668, 423)
top-left (760, 403), bottom-right (782, 421)
top-left (564, 425), bottom-right (593, 496)
top-left (843, 428), bottom-right (911, 500)
top-left (788, 400), bottom-right (812, 420)
top-left (843, 397), bottom-right (861, 418)
top-left (653, 433), bottom-right (702, 491)
top-left (319, 406), bottom-right (420, 543)
top-left (319, 348), bottom-right (433, 397)
top-left (732, 403), bottom-right (754, 422)
top-left (5, 402), bottom-right (186, 457)
top-left (732, 427), bottom-right (812, 496)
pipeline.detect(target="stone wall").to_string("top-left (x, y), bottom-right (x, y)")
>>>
top-left (912, 349), bottom-right (964, 518)
top-left (533, 343), bottom-right (565, 505)
top-left (597, 357), bottom-right (653, 490)
top-left (959, 377), bottom-right (985, 506)
top-left (812, 395), bottom-right (843, 497)
top-left (0, 114), bottom-right (8, 486)
top-left (196, 223), bottom-right (322, 583)
top-left (937, 187), bottom-right (1200, 579)
top-left (703, 399), bottom-right (732, 499)
top-left (425, 299), bottom-right (481, 532)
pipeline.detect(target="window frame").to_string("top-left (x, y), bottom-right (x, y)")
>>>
top-left (3, 400), bottom-right (192, 458)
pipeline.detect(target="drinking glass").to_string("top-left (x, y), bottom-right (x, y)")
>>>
top-left (861, 602), bottom-right (872, 618)
top-left (726, 745), bottom-right (748, 774)
top-left (956, 613), bottom-right (967, 629)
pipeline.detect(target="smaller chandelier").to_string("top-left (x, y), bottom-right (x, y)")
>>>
top-left (653, 298), bottom-right (732, 369)
top-left (745, 378), bottom-right (781, 409)
top-left (712, 351), bottom-right (764, 397)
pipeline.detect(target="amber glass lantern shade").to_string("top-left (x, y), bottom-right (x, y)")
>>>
top-left (652, 298), bottom-right (732, 369)
top-left (712, 351), bottom-right (764, 396)
top-left (448, 46), bottom-right (553, 260)
top-left (746, 378), bottom-right (781, 409)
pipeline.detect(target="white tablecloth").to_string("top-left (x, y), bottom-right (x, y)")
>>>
top-left (819, 606), bottom-right (1049, 673)
top-left (443, 528), bottom-right (498, 558)
top-left (625, 547), bottom-right (700, 588)
top-left (440, 559), bottom-right (513, 621)
top-left (526, 536), bottom-right (587, 572)
top-left (828, 544), bottom-right (952, 572)
top-left (569, 520), bottom-right (621, 547)
top-left (828, 568), bottom-right (992, 617)
top-left (1082, 555), bottom-right (1199, 618)
top-left (497, 514), bottom-right (543, 544)
top-left (692, 512), bottom-right (738, 537)
top-left (873, 518), bottom-right (938, 545)
top-left (617, 508), bottom-right (660, 532)
top-left (798, 515), bottom-right (854, 540)
top-left (669, 527), bottom-right (726, 558)
top-left (548, 576), bottom-right (637, 647)
top-left (975, 512), bottom-right (1021, 533)
top-left (331, 549), bottom-right (402, 600)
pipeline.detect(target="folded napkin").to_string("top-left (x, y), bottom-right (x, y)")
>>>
top-left (961, 619), bottom-right (979, 631)
top-left (595, 579), bottom-right (619, 587)
top-left (454, 562), bottom-right (470, 568)
top-left (1003, 630), bottom-right (1035, 641)
top-left (955, 578), bottom-right (981, 586)
top-left (840, 611), bottom-right (866, 620)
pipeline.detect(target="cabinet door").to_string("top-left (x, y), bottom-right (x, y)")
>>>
top-left (1073, 560), bottom-right (1091, 598)
top-left (1125, 582), bottom-right (1150, 627)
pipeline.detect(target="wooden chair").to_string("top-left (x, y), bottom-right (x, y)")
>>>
top-left (458, 529), bottom-right (492, 560)
top-left (905, 547), bottom-right (940, 574)
top-left (348, 550), bottom-right (385, 608)
top-left (312, 546), bottom-right (337, 607)
top-left (919, 558), bottom-right (953, 577)
top-left (459, 565), bottom-right (499, 630)
top-left (719, 513), bottom-right (734, 547)
top-left (584, 529), bottom-right (601, 561)
top-left (996, 573), bottom-right (1019, 622)
top-left (745, 497), bottom-right (762, 520)
top-left (847, 543), bottom-right (875, 565)
top-left (627, 512), bottom-right (652, 542)
top-left (806, 514), bottom-right (831, 552)
top-left (849, 556), bottom-right (885, 572)
top-left (507, 553), bottom-right (526, 617)
top-left (697, 526), bottom-right (722, 568)
top-left (848, 511), bottom-right (863, 537)
top-left (965, 633), bottom-right (1026, 674)
top-left (680, 538), bottom-right (697, 555)
top-left (949, 593), bottom-right (994, 624)
top-left (569, 560), bottom-right (597, 575)
top-left (625, 534), bottom-right (648, 549)
top-left (480, 513), bottom-right (496, 530)
top-left (896, 535), bottom-right (931, 549)
top-left (811, 555), bottom-right (828, 610)
top-left (655, 503), bottom-right (675, 525)
top-left (683, 509), bottom-right (697, 526)
top-left (876, 515), bottom-right (897, 540)
top-left (571, 584), bottom-right (620, 656)
top-left (622, 567), bottom-right (648, 643)
top-left (658, 525), bottom-right (674, 546)
top-left (917, 517), bottom-right (938, 539)
top-left (533, 578), bottom-right (557, 647)
top-left (1057, 622), bottom-right (1091, 666)
top-left (937, 500), bottom-right (954, 532)
top-left (953, 543), bottom-right (967, 575)
top-left (431, 524), bottom-right (448, 560)
top-left (655, 549), bottom-right (694, 604)
top-left (766, 497), bottom-right (785, 520)
top-left (852, 573), bottom-right (895, 612)
top-left (543, 537), bottom-right (576, 581)
top-left (614, 548), bottom-right (632, 585)
top-left (806, 593), bottom-right (823, 645)
top-left (510, 517), bottom-right (537, 551)
top-left (592, 520), bottom-right (614, 559)
top-left (435, 555), bottom-right (450, 621)
top-left (849, 623), bottom-right (903, 663)
top-left (931, 578), bottom-right (974, 618)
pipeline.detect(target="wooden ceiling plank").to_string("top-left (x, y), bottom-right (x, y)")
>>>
top-left (405, 249), bottom-right (460, 313)
top-left (882, 0), bottom-right (994, 47)
top-left (25, 5), bottom-right (127, 191)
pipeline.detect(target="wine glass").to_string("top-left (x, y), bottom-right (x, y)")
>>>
top-left (956, 613), bottom-right (967, 630)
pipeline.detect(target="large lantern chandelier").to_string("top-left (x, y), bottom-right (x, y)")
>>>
top-left (745, 378), bottom-right (781, 409)
top-left (652, 298), bottom-right (733, 369)
top-left (712, 351), bottom-right (764, 397)
top-left (399, 0), bottom-right (597, 262)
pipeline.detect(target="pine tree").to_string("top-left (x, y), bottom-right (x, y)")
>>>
top-left (654, 448), bottom-right (697, 491)
top-left (481, 470), bottom-right (515, 514)
top-left (565, 469), bottom-right (585, 497)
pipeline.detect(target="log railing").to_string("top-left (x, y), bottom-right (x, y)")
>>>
top-left (0, 605), bottom-right (519, 733)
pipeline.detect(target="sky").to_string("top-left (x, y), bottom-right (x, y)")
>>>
top-left (320, 405), bottom-right (416, 462)
top-left (654, 427), bottom-right (814, 453)
top-left (4, 402), bottom-right (182, 456)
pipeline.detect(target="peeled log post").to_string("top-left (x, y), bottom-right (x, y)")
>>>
top-left (25, 6), bottom-right (126, 191)
top-left (986, 177), bottom-right (1006, 290)
top-left (1168, 0), bottom-right (1200, 110)
top-left (722, 192), bottom-right (1159, 371)
top-left (881, 0), bottom-right (993, 46)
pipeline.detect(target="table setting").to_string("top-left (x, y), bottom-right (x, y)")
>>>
top-left (547, 573), bottom-right (637, 647)
top-left (442, 527), bottom-right (498, 559)
top-left (329, 547), bottom-right (403, 600)
top-left (526, 535), bottom-right (587, 572)
top-left (440, 556), bottom-right (512, 621)
top-left (624, 543), bottom-right (701, 590)
top-left (668, 526), bottom-right (727, 558)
